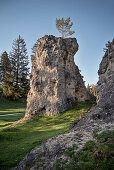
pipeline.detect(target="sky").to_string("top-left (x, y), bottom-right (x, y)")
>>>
top-left (0, 0), bottom-right (114, 85)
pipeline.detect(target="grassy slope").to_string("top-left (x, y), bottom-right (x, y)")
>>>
top-left (0, 101), bottom-right (92, 170)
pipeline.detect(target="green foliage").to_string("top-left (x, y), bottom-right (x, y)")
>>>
top-left (0, 35), bottom-right (30, 100)
top-left (0, 56), bottom-right (3, 83)
top-left (31, 39), bottom-right (39, 55)
top-left (103, 39), bottom-right (114, 52)
top-left (0, 51), bottom-right (14, 99)
top-left (9, 35), bottom-right (30, 99)
top-left (65, 147), bottom-right (75, 158)
top-left (103, 41), bottom-right (111, 52)
top-left (0, 85), bottom-right (3, 94)
top-left (54, 130), bottom-right (114, 170)
top-left (0, 101), bottom-right (92, 170)
top-left (83, 140), bottom-right (96, 151)
top-left (56, 17), bottom-right (75, 37)
top-left (53, 159), bottom-right (64, 170)
top-left (94, 130), bottom-right (114, 143)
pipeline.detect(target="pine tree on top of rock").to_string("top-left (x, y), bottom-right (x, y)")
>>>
top-left (56, 17), bottom-right (75, 38)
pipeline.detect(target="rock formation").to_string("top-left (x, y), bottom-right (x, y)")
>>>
top-left (25, 35), bottom-right (90, 117)
top-left (92, 39), bottom-right (114, 122)
top-left (12, 39), bottom-right (114, 170)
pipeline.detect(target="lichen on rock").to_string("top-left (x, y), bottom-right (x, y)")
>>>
top-left (25, 35), bottom-right (90, 118)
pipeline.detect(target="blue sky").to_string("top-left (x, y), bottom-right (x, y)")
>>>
top-left (0, 0), bottom-right (114, 85)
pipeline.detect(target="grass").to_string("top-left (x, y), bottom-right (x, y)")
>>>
top-left (0, 94), bottom-right (26, 127)
top-left (0, 100), bottom-right (92, 170)
top-left (0, 97), bottom-right (26, 115)
top-left (54, 130), bottom-right (114, 170)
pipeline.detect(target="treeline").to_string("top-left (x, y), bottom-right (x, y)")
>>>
top-left (0, 35), bottom-right (30, 100)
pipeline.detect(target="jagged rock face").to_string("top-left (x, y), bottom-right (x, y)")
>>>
top-left (92, 39), bottom-right (114, 121)
top-left (25, 35), bottom-right (89, 117)
top-left (97, 39), bottom-right (114, 107)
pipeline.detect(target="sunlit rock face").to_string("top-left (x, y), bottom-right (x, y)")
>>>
top-left (92, 39), bottom-right (114, 121)
top-left (25, 35), bottom-right (90, 117)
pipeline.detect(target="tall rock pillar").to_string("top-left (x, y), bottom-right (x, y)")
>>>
top-left (25, 35), bottom-right (90, 118)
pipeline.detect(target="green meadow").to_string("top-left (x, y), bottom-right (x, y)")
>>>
top-left (0, 97), bottom-right (92, 170)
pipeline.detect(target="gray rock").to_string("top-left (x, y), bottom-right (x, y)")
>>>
top-left (25, 35), bottom-right (90, 118)
top-left (91, 39), bottom-right (114, 122)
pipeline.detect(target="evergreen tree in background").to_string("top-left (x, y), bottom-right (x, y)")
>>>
top-left (0, 51), bottom-right (14, 98)
top-left (56, 17), bottom-right (75, 38)
top-left (31, 39), bottom-right (39, 56)
top-left (10, 35), bottom-right (30, 99)
top-left (103, 39), bottom-right (114, 52)
top-left (0, 56), bottom-right (3, 84)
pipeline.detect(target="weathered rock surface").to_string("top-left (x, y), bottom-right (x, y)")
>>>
top-left (91, 39), bottom-right (114, 122)
top-left (25, 35), bottom-right (90, 117)
top-left (12, 39), bottom-right (114, 170)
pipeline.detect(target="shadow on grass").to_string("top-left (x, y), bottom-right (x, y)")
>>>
top-left (0, 123), bottom-right (12, 127)
top-left (0, 126), bottom-right (67, 170)
top-left (0, 101), bottom-right (93, 170)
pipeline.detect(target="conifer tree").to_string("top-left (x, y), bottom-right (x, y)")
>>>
top-left (0, 51), bottom-right (14, 98)
top-left (31, 39), bottom-right (39, 56)
top-left (10, 35), bottom-right (30, 99)
top-left (56, 17), bottom-right (75, 38)
top-left (0, 56), bottom-right (3, 84)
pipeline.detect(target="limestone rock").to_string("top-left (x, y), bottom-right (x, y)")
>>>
top-left (25, 35), bottom-right (90, 117)
top-left (92, 39), bottom-right (114, 121)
